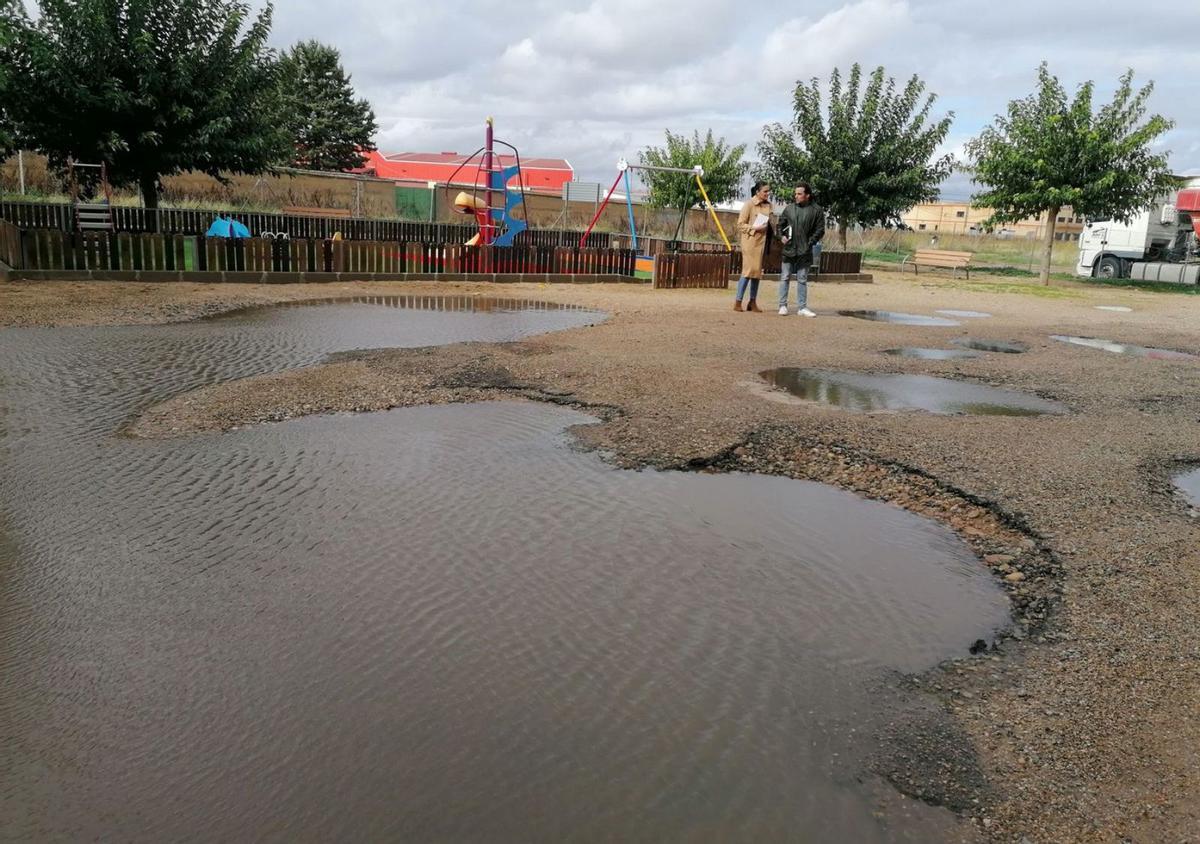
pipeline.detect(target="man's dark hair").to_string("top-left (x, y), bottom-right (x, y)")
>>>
top-left (795, 182), bottom-right (812, 199)
top-left (752, 180), bottom-right (769, 194)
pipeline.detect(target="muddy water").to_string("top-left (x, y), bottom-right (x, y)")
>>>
top-left (882, 348), bottom-right (983, 360)
top-left (951, 338), bottom-right (1029, 354)
top-left (935, 310), bottom-right (991, 319)
top-left (1176, 468), bottom-right (1200, 507)
top-left (1050, 334), bottom-right (1199, 361)
top-left (763, 368), bottom-right (1066, 416)
top-left (0, 300), bottom-right (1009, 842)
top-left (838, 310), bottom-right (961, 327)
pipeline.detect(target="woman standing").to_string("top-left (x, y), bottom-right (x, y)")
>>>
top-left (734, 181), bottom-right (774, 312)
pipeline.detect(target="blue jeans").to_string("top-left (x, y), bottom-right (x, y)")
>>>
top-left (735, 276), bottom-right (760, 302)
top-left (778, 262), bottom-right (809, 310)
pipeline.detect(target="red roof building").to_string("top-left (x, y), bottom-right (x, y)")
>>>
top-left (357, 150), bottom-right (574, 193)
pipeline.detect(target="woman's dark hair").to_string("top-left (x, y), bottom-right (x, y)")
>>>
top-left (752, 180), bottom-right (770, 194)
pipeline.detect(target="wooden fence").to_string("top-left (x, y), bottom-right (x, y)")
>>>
top-left (652, 252), bottom-right (731, 289)
top-left (0, 220), bottom-right (20, 269)
top-left (8, 228), bottom-right (635, 277)
top-left (0, 201), bottom-right (612, 248)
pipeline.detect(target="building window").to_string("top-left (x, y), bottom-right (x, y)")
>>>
top-left (1056, 216), bottom-right (1065, 222)
top-left (918, 224), bottom-right (926, 230)
top-left (955, 210), bottom-right (965, 218)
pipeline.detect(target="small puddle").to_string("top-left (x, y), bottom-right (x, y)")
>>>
top-left (935, 309), bottom-right (992, 318)
top-left (882, 347), bottom-right (983, 360)
top-left (952, 338), bottom-right (1029, 354)
top-left (1176, 468), bottom-right (1200, 507)
top-left (1051, 335), bottom-right (1198, 361)
top-left (761, 368), bottom-right (1066, 416)
top-left (838, 310), bottom-right (961, 327)
top-left (1095, 306), bottom-right (1133, 313)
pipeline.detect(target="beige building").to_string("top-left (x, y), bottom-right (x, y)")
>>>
top-left (900, 202), bottom-right (1085, 241)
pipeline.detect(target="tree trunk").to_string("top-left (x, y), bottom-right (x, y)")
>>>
top-left (140, 173), bottom-right (160, 233)
top-left (839, 222), bottom-right (848, 249)
top-left (1039, 206), bottom-right (1059, 286)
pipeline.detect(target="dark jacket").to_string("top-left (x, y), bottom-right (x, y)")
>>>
top-left (778, 201), bottom-right (825, 262)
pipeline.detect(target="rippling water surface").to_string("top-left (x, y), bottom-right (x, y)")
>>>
top-left (0, 297), bottom-right (1007, 842)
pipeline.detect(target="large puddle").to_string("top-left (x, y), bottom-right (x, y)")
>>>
top-left (0, 301), bottom-right (1009, 841)
top-left (762, 368), bottom-right (1067, 416)
top-left (838, 310), bottom-right (961, 327)
top-left (1176, 468), bottom-right (1200, 507)
top-left (1050, 335), bottom-right (1198, 361)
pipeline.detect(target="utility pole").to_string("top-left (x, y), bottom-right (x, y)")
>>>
top-left (17, 150), bottom-right (26, 195)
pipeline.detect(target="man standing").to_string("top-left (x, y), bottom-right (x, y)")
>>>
top-left (777, 183), bottom-right (825, 317)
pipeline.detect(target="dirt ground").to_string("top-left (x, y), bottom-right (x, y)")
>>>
top-left (2, 269), bottom-right (1199, 843)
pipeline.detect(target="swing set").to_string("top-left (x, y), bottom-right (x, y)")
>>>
top-left (577, 157), bottom-right (732, 252)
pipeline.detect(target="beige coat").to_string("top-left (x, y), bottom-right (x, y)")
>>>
top-left (737, 195), bottom-right (773, 278)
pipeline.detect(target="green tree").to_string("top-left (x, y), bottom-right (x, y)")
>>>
top-left (638, 129), bottom-right (748, 212)
top-left (7, 0), bottom-right (289, 213)
top-left (757, 64), bottom-right (954, 248)
top-left (967, 63), bottom-right (1176, 284)
top-left (0, 0), bottom-right (22, 156)
top-left (276, 40), bottom-right (377, 172)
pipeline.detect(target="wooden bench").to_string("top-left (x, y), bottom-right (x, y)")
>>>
top-left (903, 249), bottom-right (973, 278)
top-left (283, 206), bottom-right (353, 218)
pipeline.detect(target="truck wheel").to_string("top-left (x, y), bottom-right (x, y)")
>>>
top-left (1096, 255), bottom-right (1123, 279)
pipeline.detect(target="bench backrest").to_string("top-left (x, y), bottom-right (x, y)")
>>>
top-left (913, 249), bottom-right (972, 266)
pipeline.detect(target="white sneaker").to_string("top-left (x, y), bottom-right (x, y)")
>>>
top-left (798, 308), bottom-right (817, 318)
top-left (778, 306), bottom-right (789, 315)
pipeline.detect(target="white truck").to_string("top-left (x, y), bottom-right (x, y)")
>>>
top-left (1076, 180), bottom-right (1200, 284)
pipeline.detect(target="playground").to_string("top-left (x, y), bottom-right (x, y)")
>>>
top-left (3, 117), bottom-right (1200, 842)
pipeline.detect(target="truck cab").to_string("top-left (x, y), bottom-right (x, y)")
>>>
top-left (1077, 184), bottom-right (1200, 279)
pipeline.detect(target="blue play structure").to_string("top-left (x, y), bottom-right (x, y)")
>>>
top-left (489, 162), bottom-right (527, 247)
top-left (205, 216), bottom-right (251, 238)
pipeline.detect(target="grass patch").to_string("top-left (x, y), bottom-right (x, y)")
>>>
top-left (1080, 277), bottom-right (1200, 295)
top-left (936, 280), bottom-right (1083, 299)
top-left (862, 249), bottom-right (906, 264)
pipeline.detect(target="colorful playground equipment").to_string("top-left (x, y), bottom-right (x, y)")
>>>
top-left (445, 118), bottom-right (529, 247)
top-left (578, 158), bottom-right (733, 253)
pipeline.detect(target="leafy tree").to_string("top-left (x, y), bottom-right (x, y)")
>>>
top-left (638, 129), bottom-right (748, 211)
top-left (7, 0), bottom-right (289, 214)
top-left (0, 0), bottom-right (21, 156)
top-left (967, 63), bottom-right (1177, 284)
top-left (276, 40), bottom-right (377, 172)
top-left (757, 64), bottom-right (954, 248)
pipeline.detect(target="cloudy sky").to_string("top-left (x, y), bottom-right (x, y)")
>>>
top-left (219, 1), bottom-right (1200, 197)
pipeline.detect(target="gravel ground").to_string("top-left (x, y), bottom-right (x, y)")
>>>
top-left (3, 271), bottom-right (1199, 843)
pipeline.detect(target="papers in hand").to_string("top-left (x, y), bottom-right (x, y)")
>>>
top-left (752, 213), bottom-right (770, 231)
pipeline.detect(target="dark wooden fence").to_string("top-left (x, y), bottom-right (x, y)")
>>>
top-left (0, 220), bottom-right (21, 268)
top-left (0, 201), bottom-right (611, 248)
top-left (652, 252), bottom-right (731, 289)
top-left (9, 228), bottom-right (635, 277)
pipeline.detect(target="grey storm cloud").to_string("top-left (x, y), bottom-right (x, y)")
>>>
top-left (260, 1), bottom-right (1200, 193)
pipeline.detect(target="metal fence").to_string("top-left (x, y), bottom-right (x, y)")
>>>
top-left (0, 201), bottom-right (612, 248)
